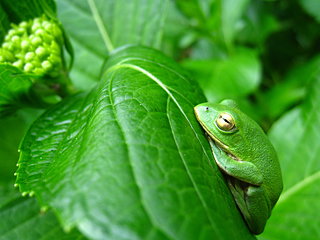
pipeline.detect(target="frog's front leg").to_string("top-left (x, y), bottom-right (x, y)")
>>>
top-left (228, 180), bottom-right (271, 234)
top-left (208, 138), bottom-right (263, 185)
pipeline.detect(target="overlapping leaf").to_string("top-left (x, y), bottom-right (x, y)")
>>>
top-left (183, 47), bottom-right (261, 102)
top-left (260, 76), bottom-right (320, 239)
top-left (56, 0), bottom-right (168, 90)
top-left (16, 46), bottom-right (254, 240)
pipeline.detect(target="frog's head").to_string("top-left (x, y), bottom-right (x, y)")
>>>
top-left (194, 99), bottom-right (264, 159)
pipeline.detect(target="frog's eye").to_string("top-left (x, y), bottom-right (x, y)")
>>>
top-left (216, 113), bottom-right (235, 131)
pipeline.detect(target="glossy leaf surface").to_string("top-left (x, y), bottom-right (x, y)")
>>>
top-left (16, 46), bottom-right (254, 240)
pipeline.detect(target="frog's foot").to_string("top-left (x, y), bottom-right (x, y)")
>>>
top-left (227, 178), bottom-right (270, 235)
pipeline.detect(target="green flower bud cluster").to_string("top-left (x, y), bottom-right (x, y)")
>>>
top-left (0, 15), bottom-right (64, 77)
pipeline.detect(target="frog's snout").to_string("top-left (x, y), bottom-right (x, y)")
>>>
top-left (194, 104), bottom-right (209, 114)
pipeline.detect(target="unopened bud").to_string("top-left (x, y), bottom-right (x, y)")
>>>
top-left (41, 60), bottom-right (52, 70)
top-left (1, 14), bottom-right (65, 77)
top-left (16, 28), bottom-right (26, 35)
top-left (11, 36), bottom-right (20, 43)
top-left (31, 36), bottom-right (42, 46)
top-left (24, 63), bottom-right (34, 72)
top-left (19, 21), bottom-right (28, 28)
top-left (35, 46), bottom-right (47, 58)
top-left (25, 52), bottom-right (35, 61)
top-left (13, 59), bottom-right (23, 68)
top-left (35, 29), bottom-right (45, 36)
top-left (31, 22), bottom-right (41, 32)
top-left (21, 40), bottom-right (29, 50)
top-left (7, 29), bottom-right (15, 37)
top-left (42, 21), bottom-right (51, 28)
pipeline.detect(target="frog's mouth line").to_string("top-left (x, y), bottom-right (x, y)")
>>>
top-left (197, 124), bottom-right (240, 162)
top-left (194, 109), bottom-right (241, 162)
top-left (205, 131), bottom-right (241, 162)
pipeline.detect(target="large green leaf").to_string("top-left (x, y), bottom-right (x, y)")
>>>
top-left (56, 0), bottom-right (168, 90)
top-left (0, 184), bottom-right (86, 240)
top-left (16, 46), bottom-right (254, 239)
top-left (259, 76), bottom-right (320, 239)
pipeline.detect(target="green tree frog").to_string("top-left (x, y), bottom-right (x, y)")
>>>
top-left (194, 100), bottom-right (283, 235)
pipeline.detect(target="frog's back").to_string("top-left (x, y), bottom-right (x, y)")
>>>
top-left (261, 145), bottom-right (283, 208)
top-left (250, 130), bottom-right (283, 208)
top-left (243, 115), bottom-right (283, 208)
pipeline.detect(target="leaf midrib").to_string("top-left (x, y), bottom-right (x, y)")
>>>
top-left (107, 71), bottom-right (174, 240)
top-left (87, 0), bottom-right (114, 52)
top-left (106, 62), bottom-right (220, 234)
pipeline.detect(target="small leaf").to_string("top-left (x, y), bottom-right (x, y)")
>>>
top-left (260, 76), bottom-right (320, 239)
top-left (16, 46), bottom-right (254, 239)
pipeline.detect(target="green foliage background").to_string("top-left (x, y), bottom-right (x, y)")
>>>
top-left (0, 0), bottom-right (319, 239)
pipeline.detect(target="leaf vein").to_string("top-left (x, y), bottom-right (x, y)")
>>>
top-left (112, 63), bottom-right (220, 233)
top-left (87, 0), bottom-right (114, 52)
top-left (107, 71), bottom-right (174, 240)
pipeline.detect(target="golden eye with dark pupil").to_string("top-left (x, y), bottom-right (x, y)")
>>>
top-left (216, 113), bottom-right (235, 131)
